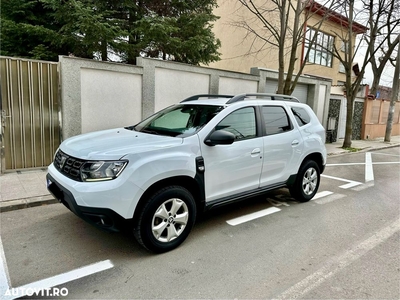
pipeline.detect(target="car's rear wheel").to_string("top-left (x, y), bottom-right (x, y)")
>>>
top-left (133, 186), bottom-right (196, 253)
top-left (289, 160), bottom-right (320, 202)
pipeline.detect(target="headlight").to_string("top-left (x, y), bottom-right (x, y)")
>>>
top-left (81, 160), bottom-right (128, 182)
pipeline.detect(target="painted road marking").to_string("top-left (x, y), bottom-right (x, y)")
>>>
top-left (314, 193), bottom-right (346, 205)
top-left (12, 260), bottom-right (114, 299)
top-left (321, 174), bottom-right (362, 189)
top-left (326, 162), bottom-right (400, 166)
top-left (312, 191), bottom-right (334, 200)
top-left (277, 218), bottom-right (400, 299)
top-left (352, 182), bottom-right (375, 191)
top-left (0, 237), bottom-right (11, 297)
top-left (0, 234), bottom-right (114, 300)
top-left (325, 151), bottom-right (399, 184)
top-left (227, 207), bottom-right (281, 226)
top-left (365, 152), bottom-right (374, 182)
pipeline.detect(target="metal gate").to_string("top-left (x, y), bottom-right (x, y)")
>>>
top-left (0, 56), bottom-right (60, 173)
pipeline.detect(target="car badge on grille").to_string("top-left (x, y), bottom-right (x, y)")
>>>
top-left (59, 155), bottom-right (67, 168)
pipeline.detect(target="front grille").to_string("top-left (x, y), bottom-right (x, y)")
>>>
top-left (54, 150), bottom-right (86, 181)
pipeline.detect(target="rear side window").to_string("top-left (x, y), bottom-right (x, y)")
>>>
top-left (262, 106), bottom-right (292, 135)
top-left (291, 107), bottom-right (311, 126)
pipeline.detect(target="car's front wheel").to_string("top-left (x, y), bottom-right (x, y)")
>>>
top-left (289, 160), bottom-right (320, 202)
top-left (133, 186), bottom-right (196, 253)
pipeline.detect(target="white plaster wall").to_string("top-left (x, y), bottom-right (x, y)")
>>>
top-left (219, 77), bottom-right (258, 95)
top-left (154, 68), bottom-right (210, 111)
top-left (338, 97), bottom-right (347, 139)
top-left (80, 68), bottom-right (142, 133)
top-left (317, 84), bottom-right (327, 123)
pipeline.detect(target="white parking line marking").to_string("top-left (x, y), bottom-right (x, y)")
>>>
top-left (321, 174), bottom-right (362, 189)
top-left (13, 260), bottom-right (114, 298)
top-left (352, 182), bottom-right (375, 191)
top-left (227, 207), bottom-right (281, 226)
top-left (339, 182), bottom-right (362, 189)
top-left (277, 218), bottom-right (400, 299)
top-left (326, 163), bottom-right (365, 166)
top-left (370, 161), bottom-right (400, 165)
top-left (314, 194), bottom-right (346, 205)
top-left (312, 191), bottom-right (334, 200)
top-left (0, 237), bottom-right (11, 296)
top-left (326, 162), bottom-right (399, 166)
top-left (0, 234), bottom-right (114, 300)
top-left (365, 152), bottom-right (374, 182)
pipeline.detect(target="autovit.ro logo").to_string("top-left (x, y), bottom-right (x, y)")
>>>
top-left (4, 287), bottom-right (68, 298)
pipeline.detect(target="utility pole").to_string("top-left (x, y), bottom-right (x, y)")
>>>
top-left (384, 35), bottom-right (400, 142)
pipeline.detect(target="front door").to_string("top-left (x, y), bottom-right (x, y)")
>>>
top-left (200, 107), bottom-right (263, 201)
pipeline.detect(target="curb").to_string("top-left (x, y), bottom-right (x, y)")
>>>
top-left (327, 143), bottom-right (400, 156)
top-left (0, 195), bottom-right (58, 213)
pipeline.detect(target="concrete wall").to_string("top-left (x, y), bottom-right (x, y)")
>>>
top-left (59, 57), bottom-right (143, 139)
top-left (59, 56), bottom-right (330, 140)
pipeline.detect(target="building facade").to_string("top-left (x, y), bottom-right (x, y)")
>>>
top-left (209, 0), bottom-right (367, 85)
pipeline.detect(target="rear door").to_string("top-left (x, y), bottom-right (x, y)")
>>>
top-left (259, 105), bottom-right (303, 186)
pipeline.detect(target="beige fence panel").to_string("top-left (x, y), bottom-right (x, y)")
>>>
top-left (0, 57), bottom-right (60, 172)
top-left (362, 98), bottom-right (400, 139)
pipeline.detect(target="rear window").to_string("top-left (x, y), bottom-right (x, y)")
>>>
top-left (291, 107), bottom-right (311, 126)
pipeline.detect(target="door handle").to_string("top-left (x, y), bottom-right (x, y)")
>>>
top-left (251, 148), bottom-right (261, 155)
top-left (291, 140), bottom-right (300, 146)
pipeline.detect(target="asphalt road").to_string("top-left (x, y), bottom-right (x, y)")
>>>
top-left (1, 147), bottom-right (399, 299)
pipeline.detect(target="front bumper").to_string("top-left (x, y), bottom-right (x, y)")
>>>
top-left (47, 173), bottom-right (129, 232)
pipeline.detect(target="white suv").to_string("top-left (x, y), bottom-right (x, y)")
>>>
top-left (47, 93), bottom-right (327, 252)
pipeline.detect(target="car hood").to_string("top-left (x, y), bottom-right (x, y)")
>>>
top-left (60, 128), bottom-right (183, 160)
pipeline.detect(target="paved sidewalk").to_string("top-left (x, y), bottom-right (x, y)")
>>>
top-left (1, 136), bottom-right (399, 212)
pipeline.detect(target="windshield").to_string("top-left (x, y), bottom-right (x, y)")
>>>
top-left (130, 104), bottom-right (224, 137)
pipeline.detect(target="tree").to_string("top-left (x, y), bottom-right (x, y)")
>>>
top-left (1, 0), bottom-right (221, 65)
top-left (233, 0), bottom-right (337, 95)
top-left (45, 0), bottom-right (128, 60)
top-left (0, 0), bottom-right (68, 60)
top-left (364, 0), bottom-right (400, 96)
top-left (121, 0), bottom-right (221, 65)
top-left (328, 0), bottom-right (398, 148)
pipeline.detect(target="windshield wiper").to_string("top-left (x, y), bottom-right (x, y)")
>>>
top-left (141, 129), bottom-right (160, 135)
top-left (124, 125), bottom-right (136, 131)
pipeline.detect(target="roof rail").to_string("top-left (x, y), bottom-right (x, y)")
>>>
top-left (226, 93), bottom-right (300, 104)
top-left (181, 94), bottom-right (234, 103)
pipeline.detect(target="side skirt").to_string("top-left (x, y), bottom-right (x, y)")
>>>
top-left (204, 180), bottom-right (294, 211)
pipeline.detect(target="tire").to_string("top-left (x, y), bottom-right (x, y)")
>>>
top-left (289, 160), bottom-right (320, 202)
top-left (133, 186), bottom-right (196, 253)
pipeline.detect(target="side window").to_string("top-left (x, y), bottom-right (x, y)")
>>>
top-left (262, 106), bottom-right (292, 135)
top-left (291, 107), bottom-right (311, 127)
top-left (216, 107), bottom-right (256, 141)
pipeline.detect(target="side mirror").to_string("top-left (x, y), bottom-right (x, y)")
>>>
top-left (205, 130), bottom-right (235, 146)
